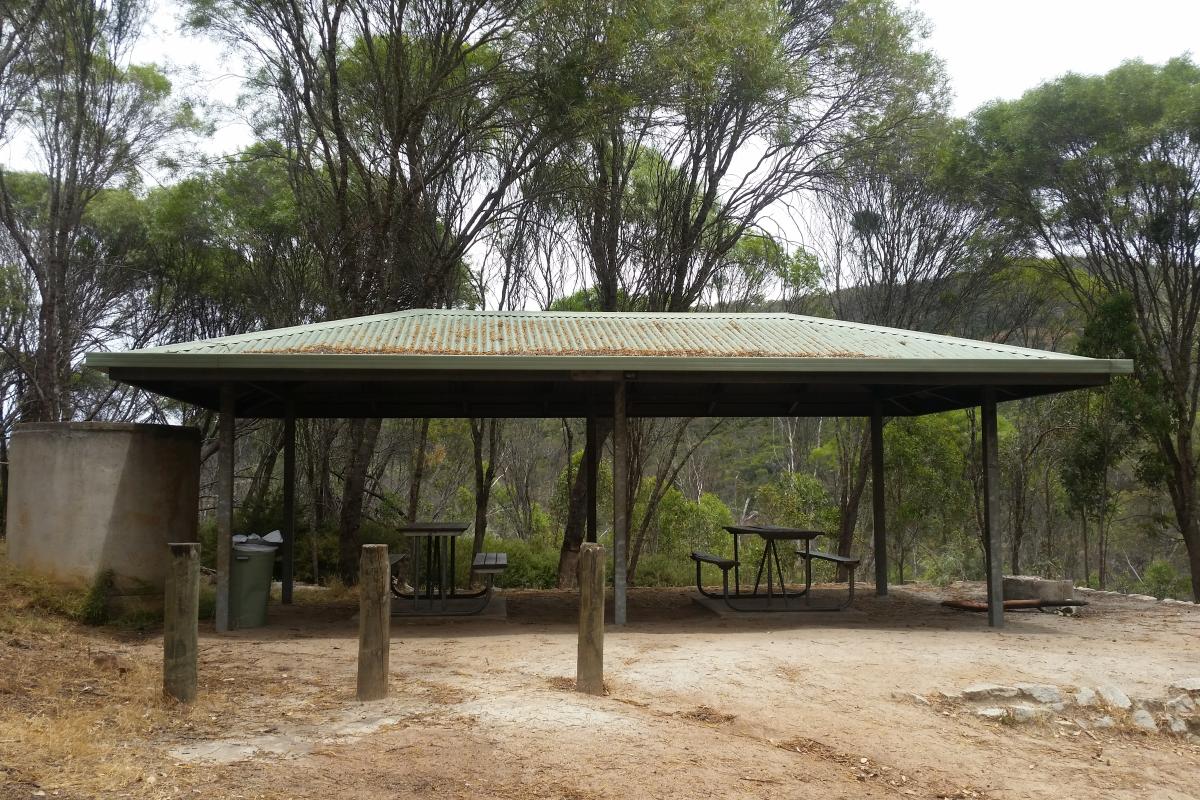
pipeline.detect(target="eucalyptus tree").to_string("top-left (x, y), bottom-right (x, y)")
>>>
top-left (637, 0), bottom-right (940, 312)
top-left (973, 57), bottom-right (1200, 601)
top-left (0, 0), bottom-right (193, 422)
top-left (186, 0), bottom-right (600, 580)
top-left (0, 0), bottom-right (45, 142)
top-left (812, 113), bottom-right (1011, 567)
top-left (551, 0), bottom-right (940, 583)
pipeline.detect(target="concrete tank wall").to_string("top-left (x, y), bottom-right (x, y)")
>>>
top-left (6, 422), bottom-right (200, 590)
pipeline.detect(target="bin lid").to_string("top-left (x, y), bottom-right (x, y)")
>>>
top-left (233, 543), bottom-right (278, 554)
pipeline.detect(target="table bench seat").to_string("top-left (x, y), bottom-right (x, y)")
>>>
top-left (472, 552), bottom-right (508, 574)
top-left (795, 550), bottom-right (860, 567)
top-left (689, 551), bottom-right (739, 571)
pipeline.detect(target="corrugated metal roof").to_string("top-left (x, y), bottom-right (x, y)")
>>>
top-left (117, 309), bottom-right (1097, 362)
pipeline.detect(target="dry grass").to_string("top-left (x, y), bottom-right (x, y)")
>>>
top-left (0, 546), bottom-right (240, 795)
top-left (270, 578), bottom-right (359, 606)
top-left (679, 705), bottom-right (736, 724)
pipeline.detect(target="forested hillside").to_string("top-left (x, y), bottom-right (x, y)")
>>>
top-left (1, 0), bottom-right (1197, 601)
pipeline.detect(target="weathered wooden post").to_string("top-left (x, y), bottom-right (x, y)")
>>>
top-left (356, 544), bottom-right (391, 701)
top-left (163, 542), bottom-right (200, 703)
top-left (576, 542), bottom-right (606, 695)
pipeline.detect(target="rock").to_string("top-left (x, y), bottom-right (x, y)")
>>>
top-left (1074, 687), bottom-right (1099, 707)
top-left (1015, 683), bottom-right (1064, 705)
top-left (976, 707), bottom-right (1007, 721)
top-left (1167, 716), bottom-right (1188, 735)
top-left (1126, 593), bottom-right (1158, 602)
top-left (1131, 709), bottom-right (1159, 732)
top-left (1092, 715), bottom-right (1116, 729)
top-left (908, 693), bottom-right (930, 706)
top-left (1003, 576), bottom-right (1075, 603)
top-left (963, 683), bottom-right (1020, 701)
top-left (937, 690), bottom-right (963, 702)
top-left (1169, 677), bottom-right (1200, 696)
top-left (1097, 685), bottom-right (1132, 710)
top-left (1009, 705), bottom-right (1050, 723)
top-left (1165, 694), bottom-right (1195, 714)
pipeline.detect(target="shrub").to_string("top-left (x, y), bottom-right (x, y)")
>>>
top-left (79, 569), bottom-right (115, 626)
top-left (1142, 559), bottom-right (1188, 600)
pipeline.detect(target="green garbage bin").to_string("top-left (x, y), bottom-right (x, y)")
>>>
top-left (230, 543), bottom-right (276, 628)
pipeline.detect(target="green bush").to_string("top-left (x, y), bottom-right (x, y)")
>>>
top-left (79, 569), bottom-right (115, 626)
top-left (1142, 559), bottom-right (1189, 600)
top-left (486, 536), bottom-right (560, 588)
top-left (634, 552), bottom-right (693, 587)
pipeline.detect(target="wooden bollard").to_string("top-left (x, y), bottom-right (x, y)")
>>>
top-left (576, 542), bottom-right (605, 695)
top-left (356, 544), bottom-right (391, 701)
top-left (163, 542), bottom-right (200, 703)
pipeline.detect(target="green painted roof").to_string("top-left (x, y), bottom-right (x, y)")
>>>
top-left (86, 309), bottom-right (1131, 376)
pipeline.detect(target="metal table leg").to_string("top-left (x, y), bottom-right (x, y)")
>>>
top-left (766, 540), bottom-right (774, 607)
top-left (733, 534), bottom-right (741, 594)
top-left (438, 535), bottom-right (448, 611)
top-left (411, 536), bottom-right (420, 612)
top-left (804, 538), bottom-right (812, 606)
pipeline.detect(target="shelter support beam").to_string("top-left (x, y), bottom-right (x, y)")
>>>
top-left (585, 417), bottom-right (598, 544)
top-left (612, 382), bottom-right (628, 626)
top-left (981, 389), bottom-right (1004, 628)
top-left (216, 384), bottom-right (235, 632)
top-left (871, 401), bottom-right (887, 596)
top-left (282, 402), bottom-right (296, 604)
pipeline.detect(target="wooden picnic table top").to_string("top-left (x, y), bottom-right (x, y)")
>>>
top-left (723, 525), bottom-right (824, 541)
top-left (398, 522), bottom-right (471, 536)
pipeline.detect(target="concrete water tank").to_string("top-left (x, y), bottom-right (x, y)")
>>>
top-left (5, 422), bottom-right (200, 593)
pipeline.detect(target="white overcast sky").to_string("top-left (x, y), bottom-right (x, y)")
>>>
top-left (914, 0), bottom-right (1199, 116)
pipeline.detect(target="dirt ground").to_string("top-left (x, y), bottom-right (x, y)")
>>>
top-left (2, 582), bottom-right (1199, 800)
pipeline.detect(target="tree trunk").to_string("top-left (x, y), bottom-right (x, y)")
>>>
top-left (407, 419), bottom-right (430, 523)
top-left (1010, 475), bottom-right (1024, 577)
top-left (32, 279), bottom-right (66, 422)
top-left (305, 419), bottom-right (338, 530)
top-left (470, 418), bottom-right (501, 557)
top-left (1165, 433), bottom-right (1200, 602)
top-left (337, 418), bottom-right (382, 584)
top-left (243, 423), bottom-right (282, 515)
top-left (835, 425), bottom-right (871, 580)
top-left (0, 432), bottom-right (8, 538)
top-left (1080, 511), bottom-right (1090, 587)
top-left (628, 420), bottom-right (696, 584)
top-left (557, 419), bottom-right (612, 588)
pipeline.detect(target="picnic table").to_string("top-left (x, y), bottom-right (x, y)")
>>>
top-left (391, 522), bottom-right (507, 615)
top-left (689, 525), bottom-right (860, 612)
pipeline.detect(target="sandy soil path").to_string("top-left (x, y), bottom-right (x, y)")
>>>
top-left (3, 584), bottom-right (1198, 799)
